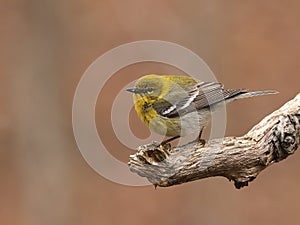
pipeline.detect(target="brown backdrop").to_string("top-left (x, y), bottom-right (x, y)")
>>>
top-left (1, 1), bottom-right (299, 225)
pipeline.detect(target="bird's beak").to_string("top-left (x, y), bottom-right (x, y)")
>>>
top-left (126, 87), bottom-right (140, 94)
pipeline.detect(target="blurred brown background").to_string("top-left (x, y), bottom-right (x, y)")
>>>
top-left (1, 1), bottom-right (300, 225)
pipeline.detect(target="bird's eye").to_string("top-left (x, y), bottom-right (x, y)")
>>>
top-left (147, 88), bottom-right (154, 93)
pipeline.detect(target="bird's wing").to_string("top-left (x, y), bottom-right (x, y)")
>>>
top-left (154, 81), bottom-right (246, 118)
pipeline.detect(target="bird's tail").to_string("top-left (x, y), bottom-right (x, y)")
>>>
top-left (233, 90), bottom-right (278, 100)
top-left (209, 90), bottom-right (278, 111)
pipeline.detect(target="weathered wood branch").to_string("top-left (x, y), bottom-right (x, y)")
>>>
top-left (128, 93), bottom-right (300, 189)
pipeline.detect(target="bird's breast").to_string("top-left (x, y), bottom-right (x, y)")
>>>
top-left (133, 96), bottom-right (157, 125)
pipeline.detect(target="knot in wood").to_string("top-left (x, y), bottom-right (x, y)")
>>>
top-left (136, 142), bottom-right (171, 164)
top-left (270, 114), bottom-right (300, 161)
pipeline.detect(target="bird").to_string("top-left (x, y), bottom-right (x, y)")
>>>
top-left (126, 74), bottom-right (277, 145)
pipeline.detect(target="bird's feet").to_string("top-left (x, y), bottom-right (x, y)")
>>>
top-left (198, 138), bottom-right (206, 146)
top-left (160, 136), bottom-right (180, 146)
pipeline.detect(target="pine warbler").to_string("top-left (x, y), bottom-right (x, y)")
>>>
top-left (127, 74), bottom-right (277, 143)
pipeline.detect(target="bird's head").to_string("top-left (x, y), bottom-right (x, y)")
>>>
top-left (126, 75), bottom-right (164, 101)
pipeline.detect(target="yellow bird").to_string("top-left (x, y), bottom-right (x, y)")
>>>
top-left (127, 74), bottom-right (277, 144)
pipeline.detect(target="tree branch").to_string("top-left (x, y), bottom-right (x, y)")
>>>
top-left (128, 93), bottom-right (300, 189)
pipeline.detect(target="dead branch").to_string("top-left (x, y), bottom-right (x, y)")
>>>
top-left (128, 93), bottom-right (300, 189)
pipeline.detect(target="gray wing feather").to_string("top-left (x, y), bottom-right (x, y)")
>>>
top-left (161, 82), bottom-right (247, 118)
